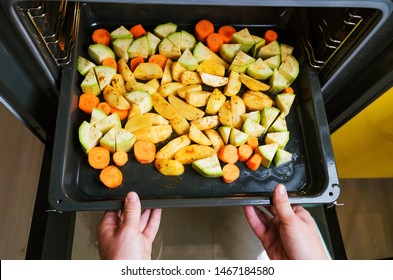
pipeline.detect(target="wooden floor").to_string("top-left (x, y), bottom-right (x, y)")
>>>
top-left (0, 103), bottom-right (392, 260)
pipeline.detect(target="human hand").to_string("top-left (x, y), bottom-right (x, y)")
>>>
top-left (96, 191), bottom-right (162, 260)
top-left (244, 184), bottom-right (329, 260)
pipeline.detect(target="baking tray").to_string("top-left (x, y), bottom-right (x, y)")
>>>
top-left (48, 2), bottom-right (340, 211)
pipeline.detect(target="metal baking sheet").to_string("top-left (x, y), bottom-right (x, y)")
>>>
top-left (48, 2), bottom-right (340, 211)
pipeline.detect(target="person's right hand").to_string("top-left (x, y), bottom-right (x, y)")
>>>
top-left (244, 184), bottom-right (329, 260)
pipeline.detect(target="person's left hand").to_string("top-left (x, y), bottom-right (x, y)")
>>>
top-left (96, 191), bottom-right (162, 260)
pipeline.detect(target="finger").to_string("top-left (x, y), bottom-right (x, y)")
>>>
top-left (272, 184), bottom-right (296, 223)
top-left (122, 192), bottom-right (141, 229)
top-left (142, 208), bottom-right (162, 243)
top-left (96, 210), bottom-right (119, 238)
top-left (243, 206), bottom-right (269, 237)
top-left (292, 205), bottom-right (314, 222)
top-left (139, 208), bottom-right (152, 231)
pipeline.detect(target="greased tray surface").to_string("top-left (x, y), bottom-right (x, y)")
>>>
top-left (48, 3), bottom-right (340, 211)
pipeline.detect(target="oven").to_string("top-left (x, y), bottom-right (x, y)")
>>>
top-left (1, 0), bottom-right (393, 259)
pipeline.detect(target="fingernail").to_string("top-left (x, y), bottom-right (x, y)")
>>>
top-left (277, 184), bottom-right (286, 195)
top-left (127, 192), bottom-right (137, 202)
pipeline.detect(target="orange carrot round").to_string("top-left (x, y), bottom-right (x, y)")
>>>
top-left (97, 102), bottom-right (111, 115)
top-left (88, 146), bottom-right (110, 169)
top-left (238, 144), bottom-right (254, 162)
top-left (102, 57), bottom-right (118, 71)
top-left (206, 32), bottom-right (224, 53)
top-left (282, 87), bottom-right (294, 94)
top-left (246, 135), bottom-right (259, 150)
top-left (100, 165), bottom-right (123, 188)
top-left (218, 25), bottom-right (236, 43)
top-left (148, 54), bottom-right (168, 70)
top-left (78, 93), bottom-right (100, 114)
top-left (195, 19), bottom-right (214, 42)
top-left (113, 150), bottom-right (128, 167)
top-left (246, 153), bottom-right (262, 171)
top-left (222, 163), bottom-right (240, 183)
top-left (130, 56), bottom-right (144, 72)
top-left (134, 140), bottom-right (156, 164)
top-left (110, 106), bottom-right (129, 120)
top-left (130, 24), bottom-right (147, 38)
top-left (218, 144), bottom-right (239, 164)
top-left (264, 29), bottom-right (278, 44)
top-left (92, 28), bottom-right (111, 46)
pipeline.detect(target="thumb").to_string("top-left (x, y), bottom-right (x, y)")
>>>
top-left (272, 184), bottom-right (296, 222)
top-left (122, 192), bottom-right (141, 229)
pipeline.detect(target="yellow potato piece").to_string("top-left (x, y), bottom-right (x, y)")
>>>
top-left (181, 71), bottom-right (202, 85)
top-left (175, 144), bottom-right (216, 165)
top-left (156, 134), bottom-right (192, 160)
top-left (197, 59), bottom-right (226, 76)
top-left (118, 58), bottom-right (136, 84)
top-left (152, 93), bottom-right (179, 120)
top-left (189, 124), bottom-right (212, 146)
top-left (200, 72), bottom-right (229, 87)
top-left (242, 90), bottom-right (274, 111)
top-left (154, 159), bottom-right (185, 176)
top-left (204, 129), bottom-right (225, 153)
top-left (169, 114), bottom-right (190, 135)
top-left (132, 124), bottom-right (172, 144)
top-left (133, 62), bottom-right (163, 81)
top-left (167, 94), bottom-right (204, 121)
top-left (190, 116), bottom-right (220, 131)
top-left (103, 85), bottom-right (130, 110)
top-left (240, 73), bottom-right (270, 91)
top-left (205, 88), bottom-right (226, 115)
top-left (177, 84), bottom-right (202, 99)
top-left (223, 71), bottom-right (242, 96)
top-left (158, 82), bottom-right (184, 98)
top-left (111, 74), bottom-right (126, 95)
top-left (124, 114), bottom-right (153, 132)
top-left (231, 95), bottom-right (246, 130)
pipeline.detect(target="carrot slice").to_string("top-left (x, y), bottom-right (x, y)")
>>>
top-left (100, 165), bottom-right (123, 188)
top-left (110, 106), bottom-right (129, 120)
top-left (218, 144), bottom-right (239, 164)
top-left (222, 163), bottom-right (240, 184)
top-left (238, 144), bottom-right (254, 162)
top-left (195, 19), bottom-right (214, 42)
top-left (148, 54), bottom-right (168, 70)
top-left (264, 29), bottom-right (278, 44)
top-left (97, 102), bottom-right (111, 115)
top-left (113, 150), bottom-right (129, 167)
top-left (78, 93), bottom-right (100, 114)
top-left (92, 28), bottom-right (111, 46)
top-left (130, 56), bottom-right (144, 72)
top-left (88, 146), bottom-right (110, 169)
top-left (130, 24), bottom-right (147, 38)
top-left (134, 140), bottom-right (156, 164)
top-left (206, 32), bottom-right (224, 53)
top-left (246, 135), bottom-right (259, 150)
top-left (246, 153), bottom-right (262, 171)
top-left (102, 57), bottom-right (118, 71)
top-left (218, 25), bottom-right (236, 43)
top-left (282, 87), bottom-right (294, 94)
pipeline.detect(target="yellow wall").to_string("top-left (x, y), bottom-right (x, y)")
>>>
top-left (331, 87), bottom-right (393, 178)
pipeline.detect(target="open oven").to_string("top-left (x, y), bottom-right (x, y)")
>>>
top-left (1, 0), bottom-right (393, 259)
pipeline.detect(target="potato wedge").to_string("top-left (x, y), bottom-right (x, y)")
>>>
top-left (167, 94), bottom-right (204, 121)
top-left (200, 72), bottom-right (229, 87)
top-left (189, 124), bottom-right (212, 146)
top-left (118, 58), bottom-right (136, 83)
top-left (124, 114), bottom-right (153, 132)
top-left (158, 82), bottom-right (184, 98)
top-left (204, 129), bottom-right (225, 153)
top-left (103, 85), bottom-right (131, 110)
top-left (175, 144), bottom-right (216, 165)
top-left (128, 103), bottom-right (143, 119)
top-left (223, 71), bottom-right (242, 96)
top-left (144, 112), bottom-right (169, 125)
top-left (218, 101), bottom-right (233, 127)
top-left (177, 84), bottom-right (202, 99)
top-left (111, 74), bottom-right (127, 95)
top-left (156, 134), bottom-right (191, 160)
top-left (181, 71), bottom-right (202, 85)
top-left (185, 90), bottom-right (211, 107)
top-left (240, 73), bottom-right (270, 91)
top-left (172, 61), bottom-right (187, 82)
top-left (152, 92), bottom-right (179, 120)
top-left (146, 79), bottom-right (160, 92)
top-left (133, 62), bottom-right (163, 81)
top-left (161, 58), bottom-right (173, 85)
top-left (196, 60), bottom-right (226, 76)
top-left (126, 81), bottom-right (156, 95)
top-left (242, 90), bottom-right (274, 111)
top-left (169, 114), bottom-right (190, 135)
top-left (154, 159), bottom-right (185, 176)
top-left (231, 95), bottom-right (246, 130)
top-left (190, 115), bottom-right (220, 130)
top-left (205, 88), bottom-right (226, 115)
top-left (132, 124), bottom-right (172, 144)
